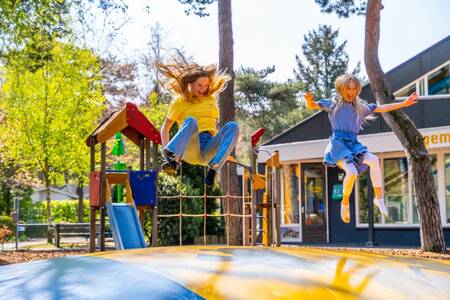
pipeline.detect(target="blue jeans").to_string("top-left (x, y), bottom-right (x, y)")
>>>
top-left (165, 117), bottom-right (239, 170)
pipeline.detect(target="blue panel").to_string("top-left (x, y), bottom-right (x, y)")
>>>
top-left (130, 170), bottom-right (157, 206)
top-left (0, 256), bottom-right (204, 300)
top-left (107, 202), bottom-right (146, 250)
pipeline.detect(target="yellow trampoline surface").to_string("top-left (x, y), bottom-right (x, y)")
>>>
top-left (1, 246), bottom-right (449, 299)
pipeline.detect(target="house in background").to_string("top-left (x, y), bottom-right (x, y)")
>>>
top-left (260, 35), bottom-right (450, 246)
top-left (32, 185), bottom-right (89, 203)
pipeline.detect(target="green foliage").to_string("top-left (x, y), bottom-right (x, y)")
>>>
top-left (294, 25), bottom-right (358, 99)
top-left (0, 42), bottom-right (105, 222)
top-left (24, 200), bottom-right (90, 223)
top-left (314, 0), bottom-right (367, 17)
top-left (0, 0), bottom-right (70, 68)
top-left (177, 0), bottom-right (215, 17)
top-left (140, 92), bottom-right (170, 130)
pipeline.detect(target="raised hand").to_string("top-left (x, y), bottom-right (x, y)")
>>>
top-left (304, 92), bottom-right (314, 103)
top-left (403, 92), bottom-right (418, 107)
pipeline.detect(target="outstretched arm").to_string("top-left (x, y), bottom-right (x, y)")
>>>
top-left (374, 92), bottom-right (418, 113)
top-left (304, 92), bottom-right (320, 110)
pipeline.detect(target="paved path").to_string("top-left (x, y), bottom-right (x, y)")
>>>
top-left (1, 246), bottom-right (449, 299)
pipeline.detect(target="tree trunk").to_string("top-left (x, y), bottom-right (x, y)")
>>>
top-left (364, 0), bottom-right (445, 252)
top-left (4, 186), bottom-right (12, 216)
top-left (218, 0), bottom-right (242, 245)
top-left (77, 176), bottom-right (84, 223)
top-left (45, 174), bottom-right (53, 243)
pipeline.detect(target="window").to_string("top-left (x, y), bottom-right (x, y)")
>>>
top-left (357, 171), bottom-right (381, 224)
top-left (357, 154), bottom-right (442, 226)
top-left (394, 62), bottom-right (450, 97)
top-left (384, 158), bottom-right (409, 224)
top-left (418, 78), bottom-right (425, 95)
top-left (282, 164), bottom-right (300, 224)
top-left (303, 165), bottom-right (325, 225)
top-left (394, 83), bottom-right (416, 97)
top-left (428, 64), bottom-right (450, 95)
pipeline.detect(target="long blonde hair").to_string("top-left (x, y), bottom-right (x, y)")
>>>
top-left (155, 54), bottom-right (231, 103)
top-left (334, 74), bottom-right (376, 126)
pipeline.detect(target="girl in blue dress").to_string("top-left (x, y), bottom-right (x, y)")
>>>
top-left (305, 74), bottom-right (418, 223)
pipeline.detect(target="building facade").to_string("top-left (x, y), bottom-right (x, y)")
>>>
top-left (260, 36), bottom-right (450, 246)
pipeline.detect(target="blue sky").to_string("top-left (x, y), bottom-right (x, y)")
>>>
top-left (110, 0), bottom-right (450, 82)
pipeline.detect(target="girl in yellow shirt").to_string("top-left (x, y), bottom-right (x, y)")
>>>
top-left (156, 56), bottom-right (239, 186)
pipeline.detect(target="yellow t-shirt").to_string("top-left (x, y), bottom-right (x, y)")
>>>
top-left (167, 95), bottom-right (219, 135)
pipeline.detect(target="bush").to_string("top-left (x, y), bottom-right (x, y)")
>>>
top-left (20, 200), bottom-right (90, 223)
top-left (0, 215), bottom-right (15, 232)
top-left (0, 215), bottom-right (15, 243)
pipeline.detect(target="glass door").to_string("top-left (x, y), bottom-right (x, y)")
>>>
top-left (302, 163), bottom-right (327, 243)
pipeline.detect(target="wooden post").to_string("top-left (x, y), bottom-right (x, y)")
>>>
top-left (55, 223), bottom-right (60, 248)
top-left (99, 142), bottom-right (106, 251)
top-left (145, 138), bottom-right (151, 170)
top-left (242, 168), bottom-right (249, 246)
top-left (89, 137), bottom-right (96, 252)
top-left (263, 164), bottom-right (271, 246)
top-left (250, 147), bottom-right (258, 246)
top-left (139, 137), bottom-right (145, 170)
top-left (151, 141), bottom-right (159, 247)
top-left (138, 137), bottom-right (145, 229)
top-left (274, 166), bottom-right (281, 247)
top-left (226, 162), bottom-right (231, 246)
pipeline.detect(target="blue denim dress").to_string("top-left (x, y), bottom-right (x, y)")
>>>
top-left (318, 98), bottom-right (377, 173)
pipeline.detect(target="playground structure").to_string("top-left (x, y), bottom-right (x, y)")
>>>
top-left (87, 103), bottom-right (160, 251)
top-left (87, 103), bottom-right (283, 251)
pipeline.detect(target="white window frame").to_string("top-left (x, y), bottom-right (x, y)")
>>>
top-left (355, 149), bottom-right (450, 228)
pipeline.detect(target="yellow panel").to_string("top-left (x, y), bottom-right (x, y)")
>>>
top-left (251, 174), bottom-right (266, 190)
top-left (106, 172), bottom-right (129, 184)
top-left (266, 151), bottom-right (280, 168)
top-left (125, 179), bottom-right (134, 207)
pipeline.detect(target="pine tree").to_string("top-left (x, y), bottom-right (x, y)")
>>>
top-left (294, 25), bottom-right (356, 99)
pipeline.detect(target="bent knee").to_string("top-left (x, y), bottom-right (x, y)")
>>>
top-left (224, 121), bottom-right (239, 134)
top-left (184, 116), bottom-right (199, 128)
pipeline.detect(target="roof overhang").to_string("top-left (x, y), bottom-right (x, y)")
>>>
top-left (258, 125), bottom-right (450, 163)
top-left (86, 103), bottom-right (161, 147)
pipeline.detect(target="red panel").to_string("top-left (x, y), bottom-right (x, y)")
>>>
top-left (126, 103), bottom-right (162, 145)
top-left (251, 127), bottom-right (265, 147)
top-left (89, 171), bottom-right (101, 207)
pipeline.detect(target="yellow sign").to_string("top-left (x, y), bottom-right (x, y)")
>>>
top-left (423, 132), bottom-right (450, 147)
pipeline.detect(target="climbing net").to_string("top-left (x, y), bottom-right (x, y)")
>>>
top-left (157, 160), bottom-right (253, 246)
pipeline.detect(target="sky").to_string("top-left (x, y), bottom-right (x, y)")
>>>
top-left (107, 0), bottom-right (450, 83)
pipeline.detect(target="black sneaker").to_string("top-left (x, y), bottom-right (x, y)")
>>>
top-left (204, 168), bottom-right (217, 187)
top-left (163, 149), bottom-right (176, 161)
top-left (162, 159), bottom-right (178, 176)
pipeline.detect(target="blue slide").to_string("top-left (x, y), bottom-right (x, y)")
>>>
top-left (106, 202), bottom-right (146, 250)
